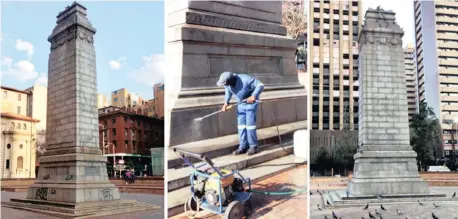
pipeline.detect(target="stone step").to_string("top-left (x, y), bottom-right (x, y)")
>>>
top-left (1, 185), bottom-right (164, 195)
top-left (168, 121), bottom-right (305, 169)
top-left (168, 142), bottom-right (293, 192)
top-left (167, 155), bottom-right (307, 217)
top-left (3, 200), bottom-right (159, 218)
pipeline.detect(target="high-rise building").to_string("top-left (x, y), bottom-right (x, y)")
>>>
top-left (153, 83), bottom-right (164, 119)
top-left (97, 93), bottom-right (108, 109)
top-left (414, 0), bottom-right (458, 158)
top-left (111, 88), bottom-right (144, 109)
top-left (307, 0), bottom-right (362, 130)
top-left (404, 44), bottom-right (417, 123)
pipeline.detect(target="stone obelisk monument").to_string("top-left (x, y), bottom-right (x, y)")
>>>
top-left (166, 0), bottom-right (307, 146)
top-left (7, 2), bottom-right (156, 216)
top-left (347, 7), bottom-right (429, 196)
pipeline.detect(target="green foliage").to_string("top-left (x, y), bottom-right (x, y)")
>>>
top-left (315, 146), bottom-right (331, 169)
top-left (332, 105), bottom-right (357, 173)
top-left (410, 102), bottom-right (442, 168)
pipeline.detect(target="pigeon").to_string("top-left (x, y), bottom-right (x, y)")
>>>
top-left (332, 211), bottom-right (338, 219)
top-left (317, 204), bottom-right (322, 211)
top-left (325, 216), bottom-right (329, 219)
top-left (310, 191), bottom-right (313, 195)
top-left (433, 202), bottom-right (440, 208)
top-left (375, 209), bottom-right (380, 215)
top-left (397, 209), bottom-right (403, 215)
top-left (327, 200), bottom-right (331, 205)
top-left (381, 204), bottom-right (386, 211)
top-left (418, 200), bottom-right (424, 205)
top-left (452, 192), bottom-right (456, 198)
top-left (369, 212), bottom-right (376, 219)
top-left (363, 203), bottom-right (369, 210)
top-left (432, 213), bottom-right (439, 219)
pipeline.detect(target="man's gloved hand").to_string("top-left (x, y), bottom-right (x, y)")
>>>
top-left (247, 96), bottom-right (256, 104)
top-left (222, 103), bottom-right (228, 112)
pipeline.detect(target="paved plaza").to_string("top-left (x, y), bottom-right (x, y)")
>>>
top-left (1, 192), bottom-right (164, 219)
top-left (170, 165), bottom-right (307, 219)
top-left (310, 187), bottom-right (458, 219)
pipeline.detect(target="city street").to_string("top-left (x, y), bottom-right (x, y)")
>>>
top-left (170, 165), bottom-right (308, 219)
top-left (0, 192), bottom-right (164, 219)
top-left (310, 187), bottom-right (458, 219)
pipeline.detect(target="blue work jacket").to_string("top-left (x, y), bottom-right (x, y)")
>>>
top-left (224, 74), bottom-right (264, 104)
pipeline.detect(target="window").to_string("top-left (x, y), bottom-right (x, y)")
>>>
top-left (133, 141), bottom-right (136, 150)
top-left (124, 116), bottom-right (127, 122)
top-left (112, 141), bottom-right (117, 148)
top-left (19, 144), bottom-right (23, 149)
top-left (7, 144), bottom-right (11, 149)
top-left (104, 120), bottom-right (107, 126)
top-left (125, 128), bottom-right (128, 136)
top-left (137, 120), bottom-right (140, 126)
top-left (145, 134), bottom-right (147, 139)
top-left (10, 122), bottom-right (14, 130)
top-left (112, 118), bottom-right (116, 124)
top-left (112, 128), bottom-right (116, 136)
top-left (17, 106), bottom-right (21, 114)
top-left (125, 140), bottom-right (128, 148)
top-left (18, 94), bottom-right (21, 101)
top-left (114, 98), bottom-right (118, 102)
top-left (131, 129), bottom-right (135, 138)
top-left (16, 123), bottom-right (20, 129)
top-left (23, 124), bottom-right (26, 130)
top-left (17, 156), bottom-right (23, 169)
top-left (6, 159), bottom-right (10, 169)
top-left (3, 91), bottom-right (7, 98)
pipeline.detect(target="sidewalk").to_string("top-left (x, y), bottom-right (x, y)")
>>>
top-left (170, 164), bottom-right (308, 219)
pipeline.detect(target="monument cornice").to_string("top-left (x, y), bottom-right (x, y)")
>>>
top-left (49, 24), bottom-right (95, 50)
top-left (184, 11), bottom-right (287, 35)
top-left (358, 34), bottom-right (402, 47)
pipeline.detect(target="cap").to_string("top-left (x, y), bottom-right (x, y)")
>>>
top-left (216, 72), bottom-right (234, 86)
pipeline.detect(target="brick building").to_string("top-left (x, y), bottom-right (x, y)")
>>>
top-left (98, 106), bottom-right (164, 176)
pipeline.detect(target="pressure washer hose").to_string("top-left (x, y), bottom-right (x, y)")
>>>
top-left (248, 188), bottom-right (308, 195)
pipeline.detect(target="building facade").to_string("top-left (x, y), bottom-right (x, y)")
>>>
top-left (414, 0), bottom-right (458, 158)
top-left (404, 44), bottom-right (417, 123)
top-left (307, 0), bottom-right (362, 130)
top-left (1, 86), bottom-right (29, 117)
top-left (111, 88), bottom-right (145, 109)
top-left (98, 107), bottom-right (164, 175)
top-left (97, 93), bottom-right (109, 109)
top-left (0, 113), bottom-right (39, 179)
top-left (24, 84), bottom-right (48, 131)
top-left (153, 83), bottom-right (164, 119)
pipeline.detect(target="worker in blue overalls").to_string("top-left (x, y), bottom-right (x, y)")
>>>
top-left (216, 72), bottom-right (264, 156)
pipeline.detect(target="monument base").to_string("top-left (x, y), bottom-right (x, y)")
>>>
top-left (322, 190), bottom-right (448, 208)
top-left (348, 150), bottom-right (430, 196)
top-left (4, 198), bottom-right (159, 218)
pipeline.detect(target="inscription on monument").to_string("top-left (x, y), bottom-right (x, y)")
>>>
top-left (35, 188), bottom-right (48, 200)
top-left (209, 55), bottom-right (282, 76)
top-left (85, 166), bottom-right (98, 176)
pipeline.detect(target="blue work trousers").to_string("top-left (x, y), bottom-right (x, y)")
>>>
top-left (237, 102), bottom-right (258, 151)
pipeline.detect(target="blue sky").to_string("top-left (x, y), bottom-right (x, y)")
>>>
top-left (0, 1), bottom-right (164, 100)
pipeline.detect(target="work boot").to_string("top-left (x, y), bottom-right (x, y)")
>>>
top-left (233, 149), bottom-right (246, 155)
top-left (246, 147), bottom-right (258, 156)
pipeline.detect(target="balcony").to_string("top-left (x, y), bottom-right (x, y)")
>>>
top-left (436, 8), bottom-right (458, 16)
top-left (439, 68), bottom-right (458, 75)
top-left (436, 16), bottom-right (458, 24)
top-left (439, 50), bottom-right (458, 58)
top-left (439, 59), bottom-right (458, 66)
top-left (441, 105), bottom-right (458, 111)
top-left (436, 2), bottom-right (458, 8)
top-left (440, 77), bottom-right (458, 84)
top-left (441, 95), bottom-right (458, 102)
top-left (437, 25), bottom-right (458, 32)
top-left (437, 33), bottom-right (458, 41)
top-left (441, 86), bottom-right (458, 93)
top-left (438, 41), bottom-right (458, 48)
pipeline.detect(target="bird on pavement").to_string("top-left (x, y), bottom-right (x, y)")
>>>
top-left (381, 204), bottom-right (386, 211)
top-left (332, 211), bottom-right (338, 219)
top-left (397, 209), bottom-right (403, 215)
top-left (375, 209), bottom-right (380, 215)
top-left (369, 212), bottom-right (376, 219)
top-left (452, 192), bottom-right (456, 198)
top-left (363, 203), bottom-right (369, 210)
top-left (432, 212), bottom-right (439, 219)
top-left (326, 200), bottom-right (331, 206)
top-left (418, 200), bottom-right (424, 205)
top-left (317, 204), bottom-right (322, 211)
top-left (433, 202), bottom-right (440, 208)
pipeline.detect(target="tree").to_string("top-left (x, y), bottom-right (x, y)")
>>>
top-left (35, 129), bottom-right (46, 161)
top-left (315, 146), bottom-right (331, 173)
top-left (332, 105), bottom-right (358, 175)
top-left (282, 0), bottom-right (307, 39)
top-left (410, 102), bottom-right (442, 170)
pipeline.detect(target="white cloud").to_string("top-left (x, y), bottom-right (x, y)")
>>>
top-left (128, 54), bottom-right (164, 86)
top-left (0, 57), bottom-right (40, 81)
top-left (109, 56), bottom-right (127, 70)
top-left (15, 39), bottom-right (34, 58)
top-left (363, 1), bottom-right (414, 47)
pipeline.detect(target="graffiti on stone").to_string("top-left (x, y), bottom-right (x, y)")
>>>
top-left (65, 174), bottom-right (73, 181)
top-left (35, 188), bottom-right (48, 200)
top-left (101, 188), bottom-right (113, 200)
top-left (43, 175), bottom-right (50, 180)
top-left (51, 189), bottom-right (56, 195)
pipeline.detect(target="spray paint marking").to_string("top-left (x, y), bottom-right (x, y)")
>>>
top-left (35, 188), bottom-right (48, 200)
top-left (43, 175), bottom-right (50, 180)
top-left (101, 188), bottom-right (113, 200)
top-left (51, 189), bottom-right (56, 195)
top-left (65, 175), bottom-right (73, 181)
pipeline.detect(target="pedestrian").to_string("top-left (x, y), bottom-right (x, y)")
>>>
top-left (125, 170), bottom-right (131, 184)
top-left (216, 72), bottom-right (264, 156)
top-left (130, 169), bottom-right (135, 184)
